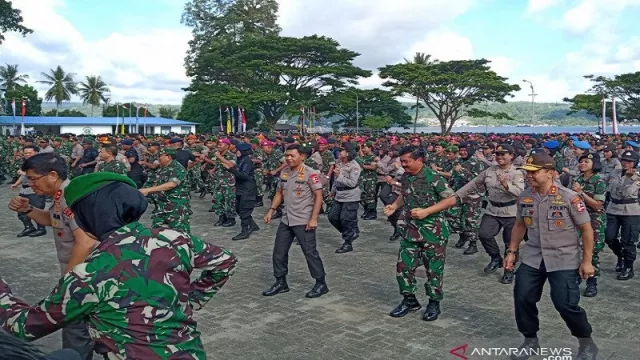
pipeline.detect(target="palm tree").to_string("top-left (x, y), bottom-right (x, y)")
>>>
top-left (0, 64), bottom-right (29, 90)
top-left (38, 65), bottom-right (78, 117)
top-left (404, 53), bottom-right (438, 132)
top-left (78, 75), bottom-right (110, 116)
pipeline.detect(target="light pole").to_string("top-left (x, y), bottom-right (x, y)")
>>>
top-left (523, 79), bottom-right (537, 125)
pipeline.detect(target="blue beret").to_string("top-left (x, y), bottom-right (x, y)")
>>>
top-left (543, 140), bottom-right (559, 149)
top-left (573, 141), bottom-right (591, 150)
top-left (625, 140), bottom-right (639, 148)
top-left (230, 138), bottom-right (241, 145)
top-left (570, 136), bottom-right (579, 141)
top-left (121, 139), bottom-right (133, 145)
top-left (236, 143), bottom-right (251, 151)
top-left (169, 137), bottom-right (183, 144)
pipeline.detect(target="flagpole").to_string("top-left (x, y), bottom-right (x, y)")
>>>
top-left (135, 104), bottom-right (139, 134)
top-left (219, 106), bottom-right (223, 133)
top-left (115, 104), bottom-right (119, 135)
top-left (231, 106), bottom-right (236, 134)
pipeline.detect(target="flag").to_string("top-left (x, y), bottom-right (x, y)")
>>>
top-left (226, 106), bottom-right (232, 134)
top-left (120, 104), bottom-right (126, 134)
top-left (612, 97), bottom-right (619, 135)
top-left (11, 99), bottom-right (16, 117)
top-left (241, 107), bottom-right (247, 133)
top-left (21, 99), bottom-right (26, 135)
top-left (300, 105), bottom-right (305, 133)
top-left (219, 106), bottom-right (223, 132)
top-left (237, 106), bottom-right (243, 133)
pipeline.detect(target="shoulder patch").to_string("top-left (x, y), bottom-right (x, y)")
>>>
top-left (310, 173), bottom-right (320, 184)
top-left (63, 207), bottom-right (74, 219)
top-left (571, 197), bottom-right (582, 204)
top-left (573, 200), bottom-right (586, 213)
top-left (54, 189), bottom-right (62, 201)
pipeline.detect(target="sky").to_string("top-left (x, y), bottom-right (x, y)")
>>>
top-left (1, 0), bottom-right (640, 106)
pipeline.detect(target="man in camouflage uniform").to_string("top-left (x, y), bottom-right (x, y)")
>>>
top-left (449, 142), bottom-right (487, 255)
top-left (427, 142), bottom-right (447, 167)
top-left (318, 138), bottom-right (336, 213)
top-left (140, 147), bottom-right (192, 233)
top-left (0, 173), bottom-right (237, 360)
top-left (189, 138), bottom-right (208, 194)
top-left (436, 146), bottom-right (462, 238)
top-left (262, 139), bottom-right (286, 219)
top-left (140, 142), bottom-right (161, 212)
top-left (357, 142), bottom-right (378, 220)
top-left (201, 138), bottom-right (237, 227)
top-left (384, 145), bottom-right (454, 322)
top-left (96, 144), bottom-right (128, 174)
top-left (251, 138), bottom-right (265, 206)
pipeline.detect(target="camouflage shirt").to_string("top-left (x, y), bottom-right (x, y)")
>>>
top-left (0, 222), bottom-right (237, 359)
top-left (450, 156), bottom-right (487, 191)
top-left (155, 160), bottom-right (189, 201)
top-left (97, 159), bottom-right (128, 175)
top-left (574, 173), bottom-right (606, 217)
top-left (319, 150), bottom-right (336, 175)
top-left (263, 149), bottom-right (284, 172)
top-left (356, 154), bottom-right (378, 182)
top-left (210, 150), bottom-right (237, 183)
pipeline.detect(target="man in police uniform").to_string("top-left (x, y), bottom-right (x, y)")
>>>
top-left (8, 152), bottom-right (96, 360)
top-left (263, 144), bottom-right (328, 299)
top-left (505, 152), bottom-right (598, 360)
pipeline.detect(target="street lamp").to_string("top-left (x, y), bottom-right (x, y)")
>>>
top-left (522, 79), bottom-right (537, 125)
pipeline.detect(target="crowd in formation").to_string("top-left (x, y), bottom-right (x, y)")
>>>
top-left (0, 130), bottom-right (638, 359)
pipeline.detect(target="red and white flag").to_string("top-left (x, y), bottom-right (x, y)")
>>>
top-left (241, 107), bottom-right (247, 133)
top-left (21, 99), bottom-right (26, 117)
top-left (10, 99), bottom-right (16, 117)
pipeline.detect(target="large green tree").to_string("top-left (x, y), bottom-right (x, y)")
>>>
top-left (316, 87), bottom-right (410, 128)
top-left (78, 75), bottom-right (110, 116)
top-left (404, 52), bottom-right (437, 131)
top-left (0, 63), bottom-right (29, 90)
top-left (38, 65), bottom-right (78, 117)
top-left (379, 58), bottom-right (520, 134)
top-left (158, 106), bottom-right (179, 119)
top-left (585, 72), bottom-right (640, 120)
top-left (3, 84), bottom-right (42, 116)
top-left (0, 0), bottom-right (33, 44)
top-left (43, 108), bottom-right (86, 117)
top-left (103, 104), bottom-right (154, 118)
top-left (187, 35), bottom-right (370, 128)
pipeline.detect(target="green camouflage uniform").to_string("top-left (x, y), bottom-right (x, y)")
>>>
top-left (396, 165), bottom-right (454, 301)
top-left (304, 156), bottom-right (320, 170)
top-left (263, 149), bottom-right (284, 202)
top-left (449, 156), bottom-right (487, 240)
top-left (151, 160), bottom-right (193, 233)
top-left (143, 152), bottom-right (160, 188)
top-left (189, 144), bottom-right (207, 192)
top-left (253, 147), bottom-right (266, 197)
top-left (97, 159), bottom-right (128, 174)
top-left (320, 150), bottom-right (336, 210)
top-left (210, 151), bottom-right (237, 219)
top-left (574, 173), bottom-right (607, 277)
top-left (356, 153), bottom-right (378, 213)
top-left (0, 221), bottom-right (237, 359)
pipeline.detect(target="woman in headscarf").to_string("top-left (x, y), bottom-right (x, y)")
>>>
top-left (0, 173), bottom-right (237, 359)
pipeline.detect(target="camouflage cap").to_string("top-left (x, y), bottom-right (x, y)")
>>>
top-left (160, 147), bottom-right (177, 156)
top-left (65, 172), bottom-right (137, 207)
top-left (446, 146), bottom-right (458, 153)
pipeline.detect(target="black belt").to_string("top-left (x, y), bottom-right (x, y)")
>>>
top-left (611, 198), bottom-right (639, 205)
top-left (489, 199), bottom-right (517, 207)
top-left (336, 186), bottom-right (357, 191)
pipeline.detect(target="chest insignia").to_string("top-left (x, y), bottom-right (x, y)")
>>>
top-left (524, 217), bottom-right (533, 226)
top-left (554, 220), bottom-right (564, 227)
top-left (522, 197), bottom-right (534, 204)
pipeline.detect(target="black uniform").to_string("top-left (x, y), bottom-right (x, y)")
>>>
top-left (229, 146), bottom-right (258, 239)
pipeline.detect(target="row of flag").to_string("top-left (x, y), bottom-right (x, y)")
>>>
top-left (217, 105), bottom-right (318, 134)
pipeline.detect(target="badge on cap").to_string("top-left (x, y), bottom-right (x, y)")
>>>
top-left (527, 157), bottom-right (534, 164)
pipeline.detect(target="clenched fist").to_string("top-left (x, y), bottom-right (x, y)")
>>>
top-left (8, 196), bottom-right (30, 213)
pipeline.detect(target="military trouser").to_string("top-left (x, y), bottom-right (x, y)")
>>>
top-left (359, 178), bottom-right (377, 212)
top-left (211, 183), bottom-right (237, 218)
top-left (605, 214), bottom-right (640, 267)
top-left (151, 199), bottom-right (192, 234)
top-left (254, 170), bottom-right (264, 197)
top-left (273, 223), bottom-right (326, 280)
top-left (188, 166), bottom-right (205, 192)
top-left (445, 200), bottom-right (462, 233)
top-left (328, 201), bottom-right (359, 242)
top-left (478, 214), bottom-right (516, 257)
top-left (582, 214), bottom-right (605, 277)
top-left (236, 194), bottom-right (256, 228)
top-left (18, 193), bottom-right (46, 229)
top-left (460, 198), bottom-right (483, 243)
top-left (396, 239), bottom-right (447, 301)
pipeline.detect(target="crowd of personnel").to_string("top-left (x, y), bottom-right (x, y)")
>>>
top-left (1, 130), bottom-right (638, 360)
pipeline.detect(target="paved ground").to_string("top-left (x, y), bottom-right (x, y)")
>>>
top-left (1, 189), bottom-right (639, 360)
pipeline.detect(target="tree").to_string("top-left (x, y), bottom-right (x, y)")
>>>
top-left (182, 0), bottom-right (280, 73)
top-left (563, 94), bottom-right (606, 119)
top-left (158, 106), bottom-right (179, 119)
top-left (379, 58), bottom-right (520, 134)
top-left (3, 84), bottom-right (42, 116)
top-left (0, 63), bottom-right (29, 90)
top-left (78, 75), bottom-right (110, 116)
top-left (404, 52), bottom-right (437, 131)
top-left (188, 35), bottom-right (371, 128)
top-left (363, 115), bottom-right (392, 130)
top-left (315, 87), bottom-right (411, 127)
top-left (43, 109), bottom-right (86, 117)
top-left (102, 104), bottom-right (154, 118)
top-left (0, 0), bottom-right (33, 45)
top-left (38, 65), bottom-right (78, 117)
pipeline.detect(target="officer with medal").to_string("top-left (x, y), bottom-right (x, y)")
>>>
top-left (263, 144), bottom-right (328, 299)
top-left (504, 152), bottom-right (598, 360)
top-left (605, 150), bottom-right (640, 280)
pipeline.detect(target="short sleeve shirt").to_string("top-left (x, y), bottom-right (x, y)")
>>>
top-left (278, 165), bottom-right (323, 226)
top-left (49, 179), bottom-right (80, 266)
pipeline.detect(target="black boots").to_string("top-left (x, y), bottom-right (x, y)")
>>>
top-left (463, 241), bottom-right (478, 255)
top-left (335, 242), bottom-right (353, 254)
top-left (198, 189), bottom-right (207, 199)
top-left (232, 222), bottom-right (260, 241)
top-left (361, 209), bottom-right (377, 220)
top-left (511, 337), bottom-right (540, 360)
top-left (484, 255), bottom-right (503, 273)
top-left (615, 257), bottom-right (624, 272)
top-left (17, 225), bottom-right (36, 238)
top-left (389, 295), bottom-right (422, 318)
top-left (214, 215), bottom-right (226, 226)
top-left (29, 225), bottom-right (46, 237)
top-left (454, 234), bottom-right (467, 249)
top-left (422, 299), bottom-right (441, 321)
top-left (222, 216), bottom-right (236, 227)
top-left (617, 263), bottom-right (634, 280)
top-left (583, 277), bottom-right (597, 297)
top-left (389, 229), bottom-right (401, 242)
top-left (305, 279), bottom-right (329, 298)
top-left (576, 337), bottom-right (598, 360)
top-left (263, 277), bottom-right (290, 296)
top-left (500, 269), bottom-right (515, 284)
top-left (255, 196), bottom-right (263, 207)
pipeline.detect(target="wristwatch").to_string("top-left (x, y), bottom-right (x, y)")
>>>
top-left (505, 249), bottom-right (518, 255)
top-left (24, 205), bottom-right (34, 215)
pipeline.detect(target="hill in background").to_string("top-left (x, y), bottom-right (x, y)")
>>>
top-left (42, 101), bottom-right (601, 126)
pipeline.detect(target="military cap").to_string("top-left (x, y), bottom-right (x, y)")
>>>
top-left (121, 139), bottom-right (133, 145)
top-left (446, 146), bottom-right (458, 153)
top-left (543, 140), bottom-right (560, 150)
top-left (160, 147), bottom-right (177, 156)
top-left (236, 143), bottom-right (251, 152)
top-left (250, 138), bottom-right (260, 144)
top-left (518, 152), bottom-right (556, 171)
top-left (621, 150), bottom-right (639, 163)
top-left (53, 137), bottom-right (62, 142)
top-left (604, 144), bottom-right (617, 152)
top-left (495, 144), bottom-right (515, 155)
top-left (65, 173), bottom-right (137, 207)
top-left (625, 140), bottom-right (639, 149)
top-left (573, 140), bottom-right (591, 150)
top-left (169, 137), bottom-right (183, 144)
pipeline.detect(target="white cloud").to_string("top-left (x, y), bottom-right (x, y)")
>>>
top-left (526, 0), bottom-right (560, 13)
top-left (406, 30), bottom-right (474, 62)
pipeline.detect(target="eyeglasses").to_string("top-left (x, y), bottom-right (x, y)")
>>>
top-left (26, 174), bottom-right (46, 183)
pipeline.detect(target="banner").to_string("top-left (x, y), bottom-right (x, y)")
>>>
top-left (241, 107), bottom-right (247, 133)
top-left (226, 107), bottom-right (232, 134)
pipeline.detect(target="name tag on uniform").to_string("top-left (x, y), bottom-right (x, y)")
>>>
top-left (295, 180), bottom-right (305, 184)
top-left (52, 214), bottom-right (61, 220)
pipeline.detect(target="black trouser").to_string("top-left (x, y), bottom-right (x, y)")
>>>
top-left (605, 213), bottom-right (640, 265)
top-left (273, 222), bottom-right (325, 280)
top-left (236, 194), bottom-right (256, 228)
top-left (18, 193), bottom-right (46, 228)
top-left (328, 201), bottom-right (359, 242)
top-left (514, 262), bottom-right (592, 339)
top-left (478, 214), bottom-right (516, 257)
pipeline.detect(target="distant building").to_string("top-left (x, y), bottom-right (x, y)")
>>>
top-left (0, 116), bottom-right (197, 136)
